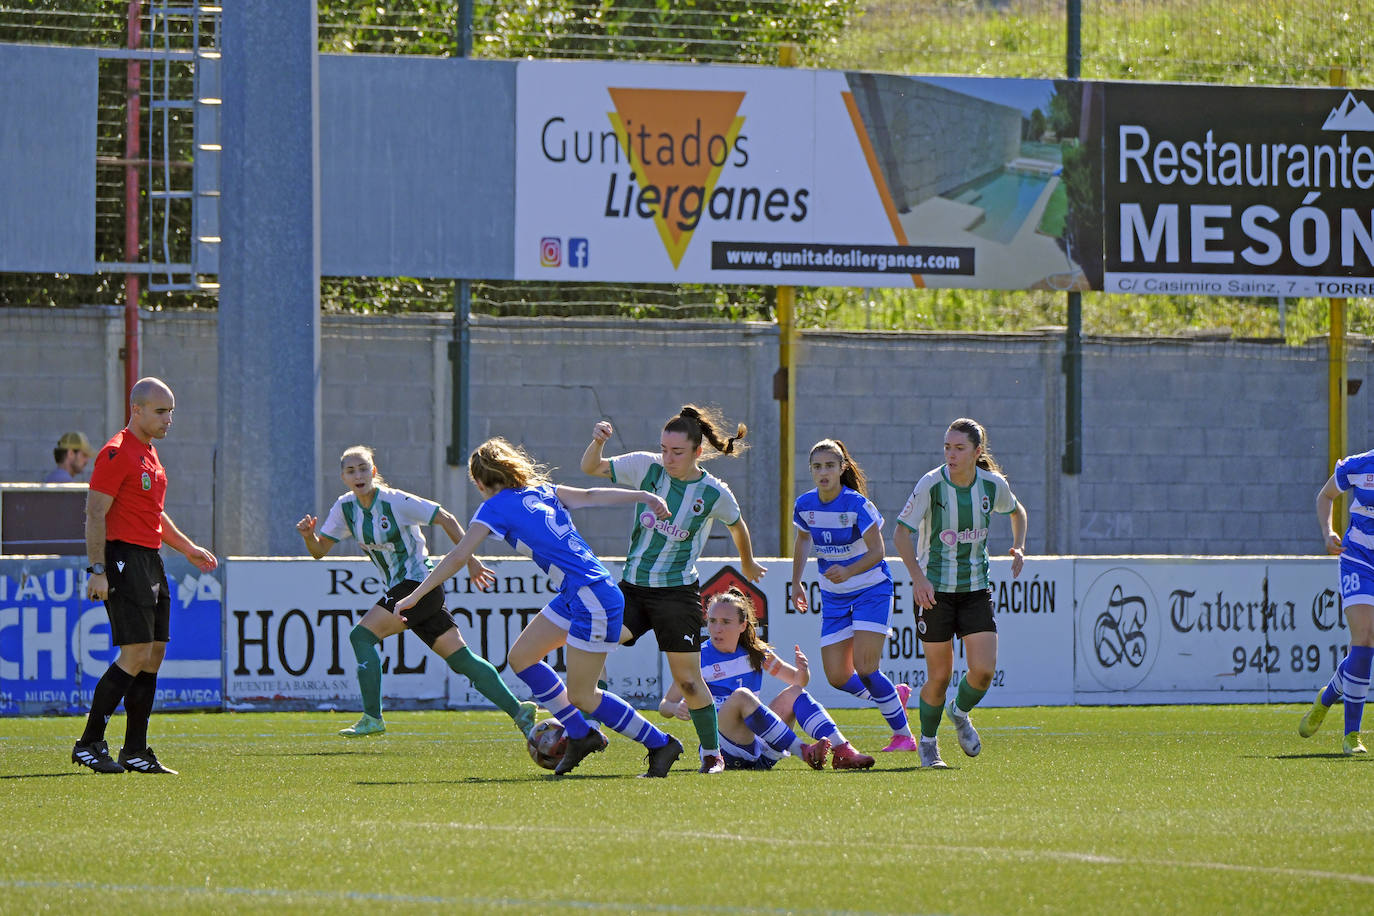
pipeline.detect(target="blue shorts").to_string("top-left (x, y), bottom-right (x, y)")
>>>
top-left (1339, 556), bottom-right (1374, 607)
top-left (818, 582), bottom-right (894, 647)
top-left (540, 577), bottom-right (625, 654)
top-left (720, 732), bottom-right (779, 771)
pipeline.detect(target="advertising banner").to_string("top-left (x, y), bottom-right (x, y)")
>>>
top-left (1103, 83), bottom-right (1374, 297)
top-left (514, 62), bottom-right (1093, 291)
top-left (1074, 558), bottom-right (1342, 703)
top-left (0, 556), bottom-right (223, 716)
top-left (223, 559), bottom-right (663, 710)
top-left (767, 557), bottom-right (1075, 710)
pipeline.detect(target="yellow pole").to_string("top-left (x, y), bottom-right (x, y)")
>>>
top-left (776, 42), bottom-right (799, 557)
top-left (778, 286), bottom-right (796, 557)
top-left (1329, 66), bottom-right (1348, 532)
top-left (1330, 296), bottom-right (1348, 532)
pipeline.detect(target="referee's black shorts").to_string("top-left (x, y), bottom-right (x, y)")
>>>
top-left (104, 540), bottom-right (171, 646)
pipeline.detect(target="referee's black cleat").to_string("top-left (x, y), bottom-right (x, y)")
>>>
top-left (72, 739), bottom-right (124, 774)
top-left (641, 735), bottom-right (684, 778)
top-left (118, 746), bottom-right (178, 775)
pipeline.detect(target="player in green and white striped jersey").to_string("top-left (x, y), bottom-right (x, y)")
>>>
top-left (297, 445), bottom-right (537, 740)
top-left (581, 406), bottom-right (765, 774)
top-left (894, 419), bottom-right (1027, 768)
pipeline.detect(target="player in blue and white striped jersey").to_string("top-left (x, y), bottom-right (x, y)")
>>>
top-left (297, 445), bottom-right (535, 741)
top-left (658, 588), bottom-right (874, 770)
top-left (396, 437), bottom-right (685, 777)
top-left (895, 419), bottom-right (1027, 768)
top-left (790, 439), bottom-right (917, 754)
top-left (1299, 451), bottom-right (1374, 755)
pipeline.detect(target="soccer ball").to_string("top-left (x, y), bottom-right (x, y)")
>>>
top-left (526, 719), bottom-right (567, 770)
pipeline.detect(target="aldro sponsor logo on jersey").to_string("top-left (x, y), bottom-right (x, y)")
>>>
top-left (538, 87), bottom-right (810, 269)
top-left (938, 526), bottom-right (988, 548)
top-left (637, 511), bottom-right (691, 542)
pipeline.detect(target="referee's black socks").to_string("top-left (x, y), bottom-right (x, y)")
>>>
top-left (80, 663), bottom-right (134, 744)
top-left (122, 671), bottom-right (159, 751)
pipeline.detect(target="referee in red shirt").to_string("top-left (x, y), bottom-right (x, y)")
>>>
top-left (71, 377), bottom-right (218, 775)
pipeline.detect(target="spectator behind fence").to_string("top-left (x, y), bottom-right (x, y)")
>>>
top-left (45, 431), bottom-right (94, 483)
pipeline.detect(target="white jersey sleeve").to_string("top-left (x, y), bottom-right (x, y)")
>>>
top-left (386, 488), bottom-right (441, 527)
top-left (707, 475), bottom-right (742, 525)
top-left (318, 494), bottom-right (352, 542)
top-left (989, 472), bottom-right (1018, 514)
top-left (896, 473), bottom-right (935, 531)
top-left (608, 451), bottom-right (658, 490)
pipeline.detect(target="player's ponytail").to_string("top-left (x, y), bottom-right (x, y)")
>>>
top-left (469, 438), bottom-right (551, 492)
top-left (665, 404), bottom-right (747, 460)
top-left (949, 418), bottom-right (1005, 478)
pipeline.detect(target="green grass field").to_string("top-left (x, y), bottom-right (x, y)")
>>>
top-left (1, 705), bottom-right (1369, 914)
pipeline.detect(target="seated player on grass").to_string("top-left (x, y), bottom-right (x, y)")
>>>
top-left (659, 588), bottom-right (875, 771)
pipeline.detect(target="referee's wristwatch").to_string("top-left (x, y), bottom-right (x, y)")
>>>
top-left (86, 563), bottom-right (105, 576)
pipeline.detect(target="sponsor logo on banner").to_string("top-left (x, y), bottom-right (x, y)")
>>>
top-left (1105, 84), bottom-right (1374, 296)
top-left (0, 559), bottom-right (222, 716)
top-left (701, 565), bottom-right (767, 640)
top-left (1078, 567), bottom-right (1160, 690)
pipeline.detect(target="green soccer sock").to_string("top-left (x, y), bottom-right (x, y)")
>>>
top-left (348, 625), bottom-right (384, 720)
top-left (446, 647), bottom-right (521, 719)
top-left (688, 703), bottom-right (721, 752)
top-left (955, 675), bottom-right (988, 714)
top-left (918, 698), bottom-right (943, 738)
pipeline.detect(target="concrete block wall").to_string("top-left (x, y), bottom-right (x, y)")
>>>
top-left (2, 306), bottom-right (1370, 561)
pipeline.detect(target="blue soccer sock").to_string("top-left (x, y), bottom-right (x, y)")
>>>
top-left (792, 690), bottom-right (842, 744)
top-left (859, 670), bottom-right (912, 735)
top-left (592, 692), bottom-right (669, 749)
top-left (515, 662), bottom-right (590, 739)
top-left (1321, 661), bottom-right (1344, 707)
top-left (836, 672), bottom-right (872, 701)
top-left (1342, 645), bottom-right (1373, 735)
top-left (744, 705), bottom-right (804, 756)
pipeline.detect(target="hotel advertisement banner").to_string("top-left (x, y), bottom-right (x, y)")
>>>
top-left (1102, 83), bottom-right (1374, 297)
top-left (223, 558), bottom-right (663, 711)
top-left (514, 61), bottom-right (1093, 292)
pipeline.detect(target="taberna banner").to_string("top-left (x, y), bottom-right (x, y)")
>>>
top-left (1103, 82), bottom-right (1374, 297)
top-left (1074, 557), bottom-right (1345, 703)
top-left (0, 556), bottom-right (223, 716)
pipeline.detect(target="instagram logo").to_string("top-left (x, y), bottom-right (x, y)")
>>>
top-left (540, 237), bottom-right (562, 267)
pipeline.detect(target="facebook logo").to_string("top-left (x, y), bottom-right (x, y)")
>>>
top-left (568, 238), bottom-right (590, 268)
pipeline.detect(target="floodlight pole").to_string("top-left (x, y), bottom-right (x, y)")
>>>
top-left (1062, 1), bottom-right (1082, 476)
top-left (448, 1), bottom-right (474, 472)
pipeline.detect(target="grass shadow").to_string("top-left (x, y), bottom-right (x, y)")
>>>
top-left (0, 772), bottom-right (87, 780)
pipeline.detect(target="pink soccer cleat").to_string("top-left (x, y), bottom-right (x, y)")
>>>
top-left (830, 741), bottom-right (875, 770)
top-left (800, 737), bottom-right (832, 769)
top-left (895, 683), bottom-right (912, 708)
top-left (880, 734), bottom-right (918, 752)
